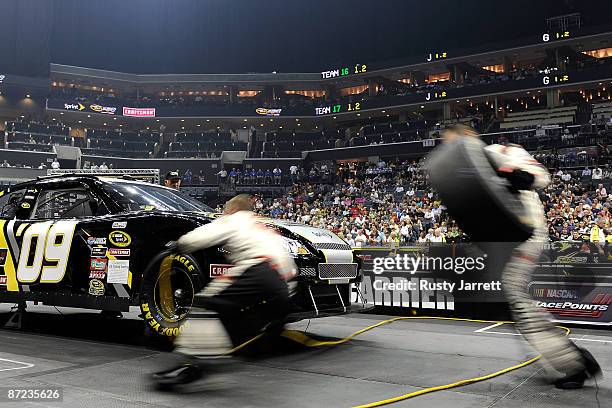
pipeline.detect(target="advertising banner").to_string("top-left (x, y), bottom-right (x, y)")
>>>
top-left (352, 242), bottom-right (612, 325)
top-left (122, 107), bottom-right (156, 118)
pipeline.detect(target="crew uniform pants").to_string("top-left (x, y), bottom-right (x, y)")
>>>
top-left (501, 191), bottom-right (584, 375)
top-left (175, 261), bottom-right (290, 357)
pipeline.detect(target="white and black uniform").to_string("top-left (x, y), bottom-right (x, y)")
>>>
top-left (486, 144), bottom-right (584, 376)
top-left (175, 211), bottom-right (297, 356)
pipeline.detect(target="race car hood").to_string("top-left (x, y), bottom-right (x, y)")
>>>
top-left (263, 219), bottom-right (354, 264)
top-left (175, 211), bottom-right (354, 263)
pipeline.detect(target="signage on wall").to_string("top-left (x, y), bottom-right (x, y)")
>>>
top-left (122, 107), bottom-right (156, 118)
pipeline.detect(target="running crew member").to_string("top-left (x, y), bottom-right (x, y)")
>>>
top-left (153, 194), bottom-right (297, 387)
top-left (442, 124), bottom-right (602, 389)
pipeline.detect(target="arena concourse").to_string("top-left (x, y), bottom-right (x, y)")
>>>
top-left (1, 1), bottom-right (612, 407)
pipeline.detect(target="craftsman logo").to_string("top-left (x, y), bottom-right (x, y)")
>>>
top-left (91, 247), bottom-right (107, 257)
top-left (0, 248), bottom-right (7, 266)
top-left (123, 107), bottom-right (156, 117)
top-left (108, 248), bottom-right (130, 257)
top-left (537, 294), bottom-right (612, 318)
top-left (0, 276), bottom-right (6, 285)
top-left (210, 264), bottom-right (233, 277)
top-left (533, 288), bottom-right (578, 299)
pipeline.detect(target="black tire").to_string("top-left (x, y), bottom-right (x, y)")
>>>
top-left (140, 254), bottom-right (203, 338)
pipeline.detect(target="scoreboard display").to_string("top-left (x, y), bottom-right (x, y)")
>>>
top-left (315, 102), bottom-right (362, 115)
top-left (321, 63), bottom-right (367, 79)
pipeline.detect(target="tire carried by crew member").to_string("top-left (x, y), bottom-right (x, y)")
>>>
top-left (152, 194), bottom-right (297, 389)
top-left (429, 124), bottom-right (602, 390)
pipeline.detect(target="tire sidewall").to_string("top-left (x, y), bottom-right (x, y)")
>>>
top-left (140, 253), bottom-right (202, 337)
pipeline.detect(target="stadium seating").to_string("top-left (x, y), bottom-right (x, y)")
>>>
top-left (83, 129), bottom-right (159, 158)
top-left (500, 106), bottom-right (577, 129)
top-left (6, 121), bottom-right (73, 152)
top-left (166, 131), bottom-right (247, 158)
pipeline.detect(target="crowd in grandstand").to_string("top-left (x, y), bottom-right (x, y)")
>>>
top-left (254, 158), bottom-right (612, 246)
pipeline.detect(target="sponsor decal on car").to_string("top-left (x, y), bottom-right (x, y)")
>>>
top-left (111, 221), bottom-right (127, 229)
top-left (90, 258), bottom-right (108, 271)
top-left (0, 275), bottom-right (6, 285)
top-left (21, 203), bottom-right (30, 209)
top-left (0, 248), bottom-right (7, 266)
top-left (91, 247), bottom-right (107, 257)
top-left (108, 248), bottom-right (130, 257)
top-left (89, 271), bottom-right (106, 279)
top-left (210, 264), bottom-right (233, 277)
top-left (88, 279), bottom-right (105, 296)
top-left (89, 104), bottom-right (117, 115)
top-left (107, 259), bottom-right (130, 284)
top-left (109, 230), bottom-right (131, 247)
top-left (87, 236), bottom-right (107, 245)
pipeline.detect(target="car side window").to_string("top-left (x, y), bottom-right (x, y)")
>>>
top-left (33, 188), bottom-right (101, 219)
top-left (0, 190), bottom-right (25, 219)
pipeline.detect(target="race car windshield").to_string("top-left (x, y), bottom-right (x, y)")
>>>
top-left (106, 182), bottom-right (215, 213)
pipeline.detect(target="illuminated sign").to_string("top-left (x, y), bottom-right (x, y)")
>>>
top-left (425, 91), bottom-right (447, 101)
top-left (427, 52), bottom-right (447, 62)
top-left (542, 74), bottom-right (570, 85)
top-left (64, 103), bottom-right (85, 111)
top-left (255, 107), bottom-right (282, 117)
top-left (123, 107), bottom-right (156, 117)
top-left (90, 104), bottom-right (117, 115)
top-left (315, 102), bottom-right (361, 116)
top-left (321, 63), bottom-right (367, 79)
top-left (542, 31), bottom-right (571, 42)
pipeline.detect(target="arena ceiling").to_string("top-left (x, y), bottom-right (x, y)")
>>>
top-left (2, 0), bottom-right (612, 77)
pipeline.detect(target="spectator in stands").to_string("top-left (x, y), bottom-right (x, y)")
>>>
top-left (1, 160), bottom-right (10, 168)
top-left (289, 164), bottom-right (299, 183)
top-left (38, 162), bottom-right (47, 169)
top-left (264, 169), bottom-right (273, 185)
top-left (592, 166), bottom-right (603, 187)
top-left (273, 166), bottom-right (282, 185)
top-left (229, 168), bottom-right (237, 186)
top-left (51, 158), bottom-right (60, 170)
top-left (183, 169), bottom-right (193, 185)
top-left (256, 169), bottom-right (264, 184)
top-left (99, 162), bottom-right (109, 170)
top-left (165, 171), bottom-right (181, 190)
top-left (217, 168), bottom-right (228, 185)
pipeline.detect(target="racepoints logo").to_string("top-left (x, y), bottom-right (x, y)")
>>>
top-left (372, 254), bottom-right (487, 275)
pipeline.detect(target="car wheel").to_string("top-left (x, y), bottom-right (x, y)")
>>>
top-left (140, 254), bottom-right (202, 338)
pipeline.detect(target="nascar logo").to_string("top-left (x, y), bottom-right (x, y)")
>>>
top-left (533, 288), bottom-right (578, 299)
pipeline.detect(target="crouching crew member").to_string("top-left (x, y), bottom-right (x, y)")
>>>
top-left (442, 125), bottom-right (602, 389)
top-left (153, 194), bottom-right (297, 387)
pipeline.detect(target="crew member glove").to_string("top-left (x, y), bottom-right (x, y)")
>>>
top-left (165, 240), bottom-right (179, 252)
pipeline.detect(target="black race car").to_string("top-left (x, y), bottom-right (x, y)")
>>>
top-left (0, 175), bottom-right (363, 336)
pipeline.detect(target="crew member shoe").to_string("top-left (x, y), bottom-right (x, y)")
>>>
top-left (152, 363), bottom-right (204, 389)
top-left (554, 347), bottom-right (602, 389)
